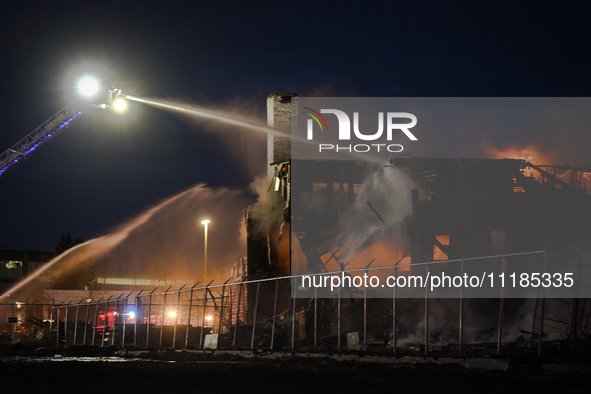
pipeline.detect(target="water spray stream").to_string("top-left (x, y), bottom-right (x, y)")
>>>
top-left (0, 185), bottom-right (201, 300)
top-left (126, 95), bottom-right (389, 165)
top-left (126, 96), bottom-right (290, 139)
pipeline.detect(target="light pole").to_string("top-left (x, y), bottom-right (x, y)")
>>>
top-left (201, 219), bottom-right (210, 281)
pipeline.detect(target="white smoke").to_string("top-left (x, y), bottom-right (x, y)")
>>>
top-left (335, 166), bottom-right (416, 262)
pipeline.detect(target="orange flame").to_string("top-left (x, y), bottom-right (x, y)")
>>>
top-left (486, 145), bottom-right (553, 165)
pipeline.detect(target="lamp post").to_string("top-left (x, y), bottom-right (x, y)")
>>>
top-left (201, 219), bottom-right (210, 281)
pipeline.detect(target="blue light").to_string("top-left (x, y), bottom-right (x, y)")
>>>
top-left (0, 105), bottom-right (92, 178)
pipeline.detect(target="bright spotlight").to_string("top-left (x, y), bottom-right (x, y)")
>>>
top-left (113, 98), bottom-right (127, 111)
top-left (205, 315), bottom-right (213, 321)
top-left (78, 77), bottom-right (99, 97)
top-left (168, 311), bottom-right (177, 318)
top-left (201, 219), bottom-right (210, 225)
top-left (128, 311), bottom-right (136, 319)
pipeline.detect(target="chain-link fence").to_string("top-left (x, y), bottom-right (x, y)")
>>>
top-left (2, 250), bottom-right (591, 356)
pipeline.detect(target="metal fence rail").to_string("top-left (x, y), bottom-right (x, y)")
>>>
top-left (2, 250), bottom-right (590, 356)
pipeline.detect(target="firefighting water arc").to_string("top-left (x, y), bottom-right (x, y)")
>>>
top-left (1, 185), bottom-right (248, 300)
top-left (125, 96), bottom-right (291, 140)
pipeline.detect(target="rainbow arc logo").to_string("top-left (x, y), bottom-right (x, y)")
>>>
top-left (303, 107), bottom-right (329, 131)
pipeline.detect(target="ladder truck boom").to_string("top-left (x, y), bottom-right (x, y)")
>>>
top-left (0, 102), bottom-right (92, 179)
top-left (0, 82), bottom-right (126, 180)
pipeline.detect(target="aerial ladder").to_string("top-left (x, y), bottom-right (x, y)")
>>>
top-left (0, 81), bottom-right (125, 180)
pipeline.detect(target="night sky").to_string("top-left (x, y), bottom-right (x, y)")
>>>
top-left (1, 1), bottom-right (590, 251)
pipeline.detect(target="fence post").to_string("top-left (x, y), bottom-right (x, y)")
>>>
top-left (250, 282), bottom-right (261, 350)
top-left (218, 280), bottom-right (229, 337)
top-left (134, 290), bottom-right (143, 348)
top-left (173, 285), bottom-right (185, 349)
top-left (292, 278), bottom-right (297, 351)
top-left (92, 297), bottom-right (103, 346)
top-left (538, 252), bottom-right (547, 356)
top-left (12, 303), bottom-right (15, 346)
top-left (393, 265), bottom-right (397, 356)
top-left (497, 256), bottom-right (506, 355)
top-left (83, 299), bottom-right (92, 346)
top-left (55, 305), bottom-right (61, 349)
top-left (112, 295), bottom-right (122, 347)
top-left (146, 288), bottom-right (156, 349)
top-left (233, 282), bottom-right (243, 348)
top-left (159, 286), bottom-right (171, 350)
top-left (73, 300), bottom-right (81, 347)
top-left (313, 283), bottom-right (317, 348)
top-left (459, 260), bottom-right (464, 357)
top-left (424, 263), bottom-right (429, 357)
top-left (337, 274), bottom-right (341, 352)
top-left (184, 283), bottom-right (198, 350)
top-left (49, 299), bottom-right (54, 349)
top-left (393, 257), bottom-right (405, 356)
top-left (200, 284), bottom-right (210, 349)
top-left (122, 292), bottom-right (132, 349)
top-left (271, 279), bottom-right (279, 350)
top-left (64, 305), bottom-right (69, 349)
top-left (364, 259), bottom-right (374, 352)
top-left (101, 298), bottom-right (112, 348)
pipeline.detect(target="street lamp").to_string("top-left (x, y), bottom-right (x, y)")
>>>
top-left (201, 219), bottom-right (210, 280)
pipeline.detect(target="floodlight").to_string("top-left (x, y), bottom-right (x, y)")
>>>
top-left (78, 77), bottom-right (99, 96)
top-left (113, 98), bottom-right (127, 111)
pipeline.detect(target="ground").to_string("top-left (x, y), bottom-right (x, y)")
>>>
top-left (1, 349), bottom-right (590, 393)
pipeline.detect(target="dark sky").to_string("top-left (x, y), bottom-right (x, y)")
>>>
top-left (0, 1), bottom-right (590, 251)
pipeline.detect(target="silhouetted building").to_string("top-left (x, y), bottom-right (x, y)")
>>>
top-left (0, 248), bottom-right (55, 292)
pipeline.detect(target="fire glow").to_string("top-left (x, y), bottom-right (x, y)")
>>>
top-left (487, 145), bottom-right (550, 177)
top-left (486, 146), bottom-right (547, 163)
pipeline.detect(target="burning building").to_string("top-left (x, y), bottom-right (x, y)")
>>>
top-left (239, 94), bottom-right (591, 350)
top-left (254, 113), bottom-right (591, 275)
